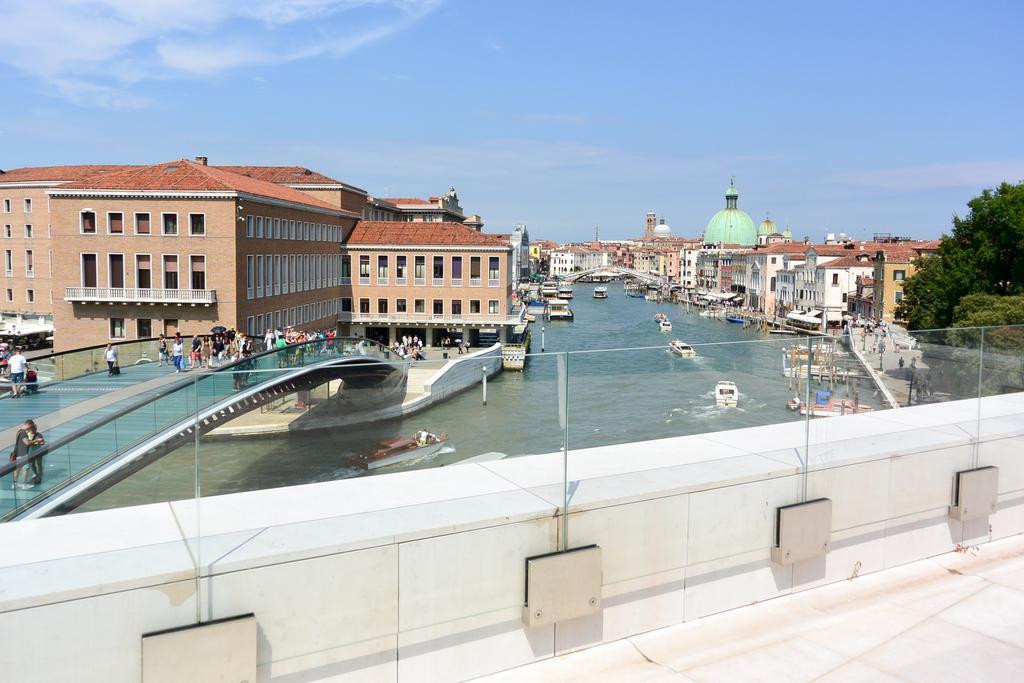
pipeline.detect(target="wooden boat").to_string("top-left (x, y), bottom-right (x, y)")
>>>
top-left (769, 329), bottom-right (797, 335)
top-left (787, 393), bottom-right (873, 417)
top-left (658, 320), bottom-right (673, 332)
top-left (593, 287), bottom-right (608, 299)
top-left (669, 340), bottom-right (696, 358)
top-left (715, 380), bottom-right (738, 407)
top-left (625, 291), bottom-right (645, 299)
top-left (357, 432), bottom-right (449, 470)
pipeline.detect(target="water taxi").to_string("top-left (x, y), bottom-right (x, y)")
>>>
top-left (658, 319), bottom-right (673, 332)
top-left (654, 312), bottom-right (668, 322)
top-left (669, 340), bottom-right (696, 358)
top-left (787, 392), bottom-right (873, 417)
top-left (546, 299), bottom-right (574, 321)
top-left (357, 431), bottom-right (449, 470)
top-left (593, 287), bottom-right (609, 299)
top-left (715, 380), bottom-right (738, 407)
top-left (557, 284), bottom-right (574, 299)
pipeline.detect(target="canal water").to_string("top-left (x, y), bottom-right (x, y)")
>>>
top-left (81, 282), bottom-right (883, 511)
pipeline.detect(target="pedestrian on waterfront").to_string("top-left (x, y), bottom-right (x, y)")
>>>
top-left (7, 346), bottom-right (26, 398)
top-left (264, 329), bottom-right (275, 351)
top-left (171, 336), bottom-right (185, 372)
top-left (201, 336), bottom-right (211, 368)
top-left (104, 343), bottom-right (118, 376)
top-left (157, 335), bottom-right (168, 366)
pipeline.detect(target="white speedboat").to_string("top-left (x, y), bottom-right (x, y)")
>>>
top-left (658, 320), bottom-right (672, 332)
top-left (593, 287), bottom-right (608, 299)
top-left (715, 380), bottom-right (738, 407)
top-left (669, 340), bottom-right (696, 358)
top-left (654, 312), bottom-right (668, 322)
top-left (357, 432), bottom-right (449, 470)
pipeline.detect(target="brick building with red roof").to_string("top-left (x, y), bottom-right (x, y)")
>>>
top-left (339, 221), bottom-right (518, 347)
top-left (15, 159), bottom-right (358, 348)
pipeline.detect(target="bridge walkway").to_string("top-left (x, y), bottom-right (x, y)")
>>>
top-left (1, 339), bottom-right (400, 520)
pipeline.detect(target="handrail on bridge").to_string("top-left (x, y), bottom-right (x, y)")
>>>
top-left (0, 337), bottom-right (396, 520)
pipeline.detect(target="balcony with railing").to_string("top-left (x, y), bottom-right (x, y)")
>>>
top-left (65, 287), bottom-right (217, 305)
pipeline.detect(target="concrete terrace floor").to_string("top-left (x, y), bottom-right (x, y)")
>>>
top-left (479, 533), bottom-right (1024, 683)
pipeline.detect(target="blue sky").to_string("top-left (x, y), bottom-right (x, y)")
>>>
top-left (1, 0), bottom-right (1022, 242)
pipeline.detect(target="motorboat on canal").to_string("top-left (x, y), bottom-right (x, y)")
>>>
top-left (725, 315), bottom-right (745, 324)
top-left (787, 391), bottom-right (873, 417)
top-left (593, 287), bottom-right (609, 299)
top-left (557, 284), bottom-right (574, 299)
top-left (546, 299), bottom-right (574, 320)
top-left (654, 312), bottom-right (668, 322)
top-left (669, 340), bottom-right (696, 358)
top-left (357, 431), bottom-right (449, 470)
top-left (658, 319), bottom-right (673, 332)
top-left (715, 380), bottom-right (738, 407)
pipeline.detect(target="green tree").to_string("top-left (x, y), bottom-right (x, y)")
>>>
top-left (896, 181), bottom-right (1024, 329)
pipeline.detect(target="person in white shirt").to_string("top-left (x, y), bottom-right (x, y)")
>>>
top-left (264, 330), bottom-right (275, 351)
top-left (104, 343), bottom-right (118, 376)
top-left (171, 338), bottom-right (185, 372)
top-left (8, 348), bottom-right (27, 398)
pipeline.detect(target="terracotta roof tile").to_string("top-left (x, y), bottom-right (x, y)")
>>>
top-left (347, 221), bottom-right (509, 247)
top-left (0, 165), bottom-right (140, 183)
top-left (822, 253), bottom-right (876, 268)
top-left (58, 160), bottom-right (353, 214)
top-left (387, 197), bottom-right (433, 205)
top-left (216, 165), bottom-right (365, 192)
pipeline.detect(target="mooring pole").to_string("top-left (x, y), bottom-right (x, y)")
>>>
top-left (482, 365), bottom-right (488, 405)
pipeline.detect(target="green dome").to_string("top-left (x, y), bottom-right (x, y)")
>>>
top-left (704, 180), bottom-right (756, 246)
top-left (758, 216), bottom-right (777, 236)
top-left (782, 226), bottom-right (793, 239)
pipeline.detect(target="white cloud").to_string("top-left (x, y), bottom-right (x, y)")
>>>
top-left (0, 0), bottom-right (440, 107)
top-left (835, 161), bottom-right (1024, 191)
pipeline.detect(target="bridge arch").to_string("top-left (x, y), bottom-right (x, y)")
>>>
top-left (562, 266), bottom-right (662, 286)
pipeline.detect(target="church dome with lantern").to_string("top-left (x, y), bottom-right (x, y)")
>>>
top-left (758, 215), bottom-right (777, 237)
top-left (653, 217), bottom-right (672, 237)
top-left (704, 179), bottom-right (756, 246)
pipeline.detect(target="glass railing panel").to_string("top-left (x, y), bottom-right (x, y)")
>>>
top-left (976, 326), bottom-right (1024, 524)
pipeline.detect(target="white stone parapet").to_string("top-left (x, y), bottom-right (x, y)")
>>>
top-left (1, 393), bottom-right (1023, 681)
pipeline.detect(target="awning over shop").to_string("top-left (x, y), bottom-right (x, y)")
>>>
top-left (787, 310), bottom-right (823, 326)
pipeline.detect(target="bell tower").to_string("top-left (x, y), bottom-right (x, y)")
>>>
top-left (645, 211), bottom-right (656, 238)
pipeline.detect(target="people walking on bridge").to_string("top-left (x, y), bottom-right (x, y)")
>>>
top-left (189, 336), bottom-right (201, 370)
top-left (171, 336), bottom-right (185, 372)
top-left (104, 343), bottom-right (118, 376)
top-left (264, 329), bottom-right (275, 351)
top-left (201, 336), bottom-right (212, 368)
top-left (11, 419), bottom-right (45, 488)
top-left (7, 347), bottom-right (26, 398)
top-left (157, 335), bottom-right (168, 366)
